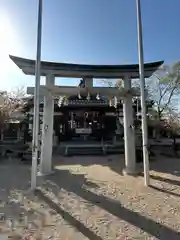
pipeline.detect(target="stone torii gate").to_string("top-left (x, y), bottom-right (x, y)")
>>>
top-left (10, 55), bottom-right (163, 176)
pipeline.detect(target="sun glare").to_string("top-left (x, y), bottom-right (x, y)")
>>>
top-left (0, 15), bottom-right (16, 52)
top-left (0, 13), bottom-right (19, 79)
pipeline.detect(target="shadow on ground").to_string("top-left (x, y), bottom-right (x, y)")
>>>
top-left (150, 185), bottom-right (180, 198)
top-left (0, 161), bottom-right (30, 232)
top-left (36, 188), bottom-right (103, 240)
top-left (1, 156), bottom-right (180, 238)
top-left (139, 155), bottom-right (180, 198)
top-left (0, 160), bottom-right (50, 236)
top-left (150, 156), bottom-right (180, 176)
top-left (37, 168), bottom-right (180, 239)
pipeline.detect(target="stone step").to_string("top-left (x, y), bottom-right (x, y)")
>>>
top-left (57, 144), bottom-right (125, 156)
top-left (65, 147), bottom-right (104, 156)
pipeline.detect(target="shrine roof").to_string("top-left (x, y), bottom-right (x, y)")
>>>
top-left (9, 55), bottom-right (164, 79)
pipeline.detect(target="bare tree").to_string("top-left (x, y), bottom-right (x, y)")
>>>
top-left (0, 92), bottom-right (12, 141)
top-left (162, 110), bottom-right (180, 155)
top-left (104, 62), bottom-right (180, 119)
top-left (147, 62), bottom-right (180, 120)
top-left (0, 87), bottom-right (26, 141)
top-left (10, 86), bottom-right (26, 100)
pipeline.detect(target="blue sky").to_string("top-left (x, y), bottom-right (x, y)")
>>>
top-left (0, 0), bottom-right (180, 92)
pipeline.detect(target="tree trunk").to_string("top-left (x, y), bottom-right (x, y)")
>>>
top-left (156, 112), bottom-right (162, 140)
top-left (172, 135), bottom-right (178, 157)
top-left (0, 129), bottom-right (4, 141)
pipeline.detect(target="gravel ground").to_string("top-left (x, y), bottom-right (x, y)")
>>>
top-left (0, 155), bottom-right (180, 239)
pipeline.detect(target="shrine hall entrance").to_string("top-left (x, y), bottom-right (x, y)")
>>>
top-left (55, 107), bottom-right (118, 144)
top-left (52, 93), bottom-right (119, 144)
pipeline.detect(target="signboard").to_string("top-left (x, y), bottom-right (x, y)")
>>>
top-left (68, 100), bottom-right (108, 106)
top-left (75, 128), bottom-right (92, 134)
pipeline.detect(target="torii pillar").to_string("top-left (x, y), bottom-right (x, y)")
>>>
top-left (39, 74), bottom-right (55, 175)
top-left (123, 76), bottom-right (136, 175)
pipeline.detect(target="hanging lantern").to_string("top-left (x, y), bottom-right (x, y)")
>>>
top-left (64, 96), bottom-right (68, 105)
top-left (58, 96), bottom-right (63, 107)
top-left (96, 93), bottom-right (100, 100)
top-left (78, 93), bottom-right (82, 99)
top-left (87, 92), bottom-right (90, 101)
top-left (109, 96), bottom-right (117, 108)
top-left (114, 96), bottom-right (117, 108)
top-left (109, 98), bottom-right (112, 107)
